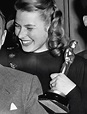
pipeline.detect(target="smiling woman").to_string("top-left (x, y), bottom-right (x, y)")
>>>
top-left (0, 0), bottom-right (87, 114)
top-left (15, 10), bottom-right (48, 53)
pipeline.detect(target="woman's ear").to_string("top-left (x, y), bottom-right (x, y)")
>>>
top-left (1, 30), bottom-right (7, 46)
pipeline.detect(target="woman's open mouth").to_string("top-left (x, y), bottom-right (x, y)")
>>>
top-left (20, 40), bottom-right (33, 46)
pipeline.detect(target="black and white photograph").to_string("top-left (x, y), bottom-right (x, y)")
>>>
top-left (0, 0), bottom-right (87, 114)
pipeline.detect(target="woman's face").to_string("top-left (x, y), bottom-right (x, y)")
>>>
top-left (15, 10), bottom-right (49, 53)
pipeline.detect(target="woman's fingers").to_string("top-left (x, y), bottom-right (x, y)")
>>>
top-left (50, 73), bottom-right (59, 79)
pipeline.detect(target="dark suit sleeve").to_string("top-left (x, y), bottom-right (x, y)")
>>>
top-left (23, 75), bottom-right (48, 114)
top-left (66, 56), bottom-right (87, 114)
top-left (81, 59), bottom-right (87, 113)
top-left (67, 86), bottom-right (84, 114)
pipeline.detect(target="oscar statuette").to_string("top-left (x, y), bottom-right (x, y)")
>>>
top-left (38, 40), bottom-right (77, 114)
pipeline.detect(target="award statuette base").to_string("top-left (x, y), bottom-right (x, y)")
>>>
top-left (38, 92), bottom-right (69, 114)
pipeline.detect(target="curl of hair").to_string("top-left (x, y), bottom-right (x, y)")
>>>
top-left (14, 0), bottom-right (68, 56)
top-left (0, 10), bottom-right (6, 31)
top-left (48, 7), bottom-right (65, 56)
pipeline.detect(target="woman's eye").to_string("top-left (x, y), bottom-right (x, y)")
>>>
top-left (27, 28), bottom-right (33, 30)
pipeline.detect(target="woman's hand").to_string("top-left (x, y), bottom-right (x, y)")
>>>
top-left (50, 73), bottom-right (76, 96)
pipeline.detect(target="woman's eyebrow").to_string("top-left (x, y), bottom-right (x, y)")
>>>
top-left (15, 21), bottom-right (36, 27)
top-left (24, 24), bottom-right (36, 28)
top-left (14, 21), bottom-right (36, 28)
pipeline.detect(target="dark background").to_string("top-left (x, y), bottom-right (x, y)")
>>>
top-left (0, 0), bottom-right (18, 48)
top-left (0, 0), bottom-right (16, 21)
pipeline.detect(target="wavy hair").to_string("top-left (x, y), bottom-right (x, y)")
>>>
top-left (14, 0), bottom-right (68, 56)
top-left (0, 10), bottom-right (6, 32)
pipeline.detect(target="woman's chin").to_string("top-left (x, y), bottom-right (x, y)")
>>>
top-left (21, 46), bottom-right (35, 52)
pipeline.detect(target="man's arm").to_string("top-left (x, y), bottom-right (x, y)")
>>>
top-left (24, 75), bottom-right (48, 114)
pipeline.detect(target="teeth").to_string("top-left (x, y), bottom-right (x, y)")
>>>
top-left (23, 41), bottom-right (31, 44)
top-left (20, 40), bottom-right (32, 44)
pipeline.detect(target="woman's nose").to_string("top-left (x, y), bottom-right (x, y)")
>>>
top-left (18, 28), bottom-right (27, 39)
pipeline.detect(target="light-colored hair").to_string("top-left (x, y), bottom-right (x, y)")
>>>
top-left (14, 0), bottom-right (68, 56)
top-left (0, 10), bottom-right (6, 32)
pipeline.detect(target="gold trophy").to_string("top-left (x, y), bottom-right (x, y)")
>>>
top-left (39, 40), bottom-right (77, 113)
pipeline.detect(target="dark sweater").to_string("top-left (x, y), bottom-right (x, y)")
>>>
top-left (0, 48), bottom-right (87, 114)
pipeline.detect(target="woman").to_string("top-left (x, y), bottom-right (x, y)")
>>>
top-left (13, 0), bottom-right (71, 93)
top-left (0, 0), bottom-right (87, 113)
